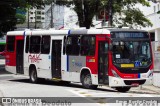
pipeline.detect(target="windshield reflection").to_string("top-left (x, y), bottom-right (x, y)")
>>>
top-left (112, 41), bottom-right (151, 67)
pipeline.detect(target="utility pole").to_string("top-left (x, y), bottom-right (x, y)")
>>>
top-left (35, 8), bottom-right (37, 29)
top-left (27, 0), bottom-right (29, 29)
top-left (50, 2), bottom-right (53, 28)
top-left (50, 0), bottom-right (56, 28)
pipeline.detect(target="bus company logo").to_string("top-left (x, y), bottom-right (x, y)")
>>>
top-left (72, 59), bottom-right (82, 67)
top-left (28, 54), bottom-right (42, 63)
top-left (2, 98), bottom-right (11, 104)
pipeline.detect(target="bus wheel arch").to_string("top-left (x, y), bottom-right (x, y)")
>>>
top-left (80, 68), bottom-right (98, 89)
top-left (29, 64), bottom-right (38, 83)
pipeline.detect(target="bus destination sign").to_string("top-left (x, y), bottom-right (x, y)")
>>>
top-left (111, 32), bottom-right (149, 39)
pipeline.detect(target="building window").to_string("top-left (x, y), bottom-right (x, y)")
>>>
top-left (36, 16), bottom-right (41, 19)
top-left (66, 36), bottom-right (80, 55)
top-left (6, 36), bottom-right (15, 52)
top-left (37, 11), bottom-right (41, 15)
top-left (80, 35), bottom-right (96, 56)
top-left (41, 36), bottom-right (50, 54)
top-left (29, 36), bottom-right (41, 53)
top-left (41, 17), bottom-right (44, 20)
top-left (154, 6), bottom-right (156, 13)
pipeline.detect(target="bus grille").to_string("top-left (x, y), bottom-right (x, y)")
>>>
top-left (124, 80), bottom-right (146, 85)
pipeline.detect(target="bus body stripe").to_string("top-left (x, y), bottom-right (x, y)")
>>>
top-left (138, 73), bottom-right (140, 78)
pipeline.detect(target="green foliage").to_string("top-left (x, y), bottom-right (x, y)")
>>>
top-left (0, 0), bottom-right (44, 34)
top-left (50, 0), bottom-right (153, 28)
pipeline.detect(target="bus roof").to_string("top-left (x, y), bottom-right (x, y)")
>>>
top-left (7, 31), bottom-right (24, 36)
top-left (69, 29), bottom-right (110, 35)
top-left (7, 30), bottom-right (69, 36)
top-left (26, 29), bottom-right (69, 35)
top-left (6, 28), bottom-right (148, 36)
top-left (107, 28), bottom-right (147, 33)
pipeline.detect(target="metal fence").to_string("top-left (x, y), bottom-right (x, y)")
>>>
top-left (151, 41), bottom-right (160, 72)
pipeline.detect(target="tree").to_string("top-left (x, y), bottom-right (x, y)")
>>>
top-left (0, 0), bottom-right (43, 36)
top-left (46, 0), bottom-right (152, 29)
top-left (0, 1), bottom-right (17, 35)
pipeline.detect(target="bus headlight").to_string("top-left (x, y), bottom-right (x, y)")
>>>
top-left (112, 70), bottom-right (121, 78)
top-left (148, 69), bottom-right (153, 78)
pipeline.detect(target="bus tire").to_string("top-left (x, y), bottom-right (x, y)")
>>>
top-left (29, 67), bottom-right (38, 83)
top-left (81, 73), bottom-right (98, 89)
top-left (115, 87), bottom-right (131, 92)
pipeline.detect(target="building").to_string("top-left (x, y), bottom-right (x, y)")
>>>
top-left (138, 1), bottom-right (160, 41)
top-left (43, 4), bottom-right (78, 29)
top-left (16, 6), bottom-right (45, 30)
top-left (27, 6), bottom-right (45, 29)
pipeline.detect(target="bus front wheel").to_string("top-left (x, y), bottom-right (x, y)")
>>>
top-left (81, 73), bottom-right (98, 89)
top-left (115, 87), bottom-right (131, 92)
top-left (29, 68), bottom-right (38, 83)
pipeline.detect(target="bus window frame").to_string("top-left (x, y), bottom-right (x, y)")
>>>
top-left (6, 36), bottom-right (15, 52)
top-left (66, 35), bottom-right (80, 56)
top-left (80, 35), bottom-right (96, 56)
top-left (41, 35), bottom-right (51, 54)
top-left (29, 36), bottom-right (41, 54)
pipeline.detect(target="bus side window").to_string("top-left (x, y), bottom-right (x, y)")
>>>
top-left (29, 36), bottom-right (41, 53)
top-left (80, 36), bottom-right (95, 56)
top-left (41, 36), bottom-right (50, 54)
top-left (7, 36), bottom-right (15, 52)
top-left (25, 36), bottom-right (29, 53)
top-left (66, 36), bottom-right (80, 55)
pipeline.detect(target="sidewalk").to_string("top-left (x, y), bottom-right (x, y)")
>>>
top-left (142, 85), bottom-right (160, 94)
top-left (128, 85), bottom-right (160, 94)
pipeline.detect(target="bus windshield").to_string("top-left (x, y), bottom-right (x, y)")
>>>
top-left (112, 40), bottom-right (152, 68)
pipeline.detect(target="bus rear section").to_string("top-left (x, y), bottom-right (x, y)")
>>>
top-left (5, 31), bottom-right (24, 74)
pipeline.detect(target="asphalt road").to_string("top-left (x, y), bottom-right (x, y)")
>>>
top-left (0, 64), bottom-right (160, 106)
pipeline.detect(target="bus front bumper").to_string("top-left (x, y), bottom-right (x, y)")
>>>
top-left (109, 76), bottom-right (152, 87)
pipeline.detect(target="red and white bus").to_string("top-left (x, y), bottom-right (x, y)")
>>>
top-left (5, 28), bottom-right (153, 92)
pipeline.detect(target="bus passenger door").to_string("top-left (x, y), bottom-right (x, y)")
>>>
top-left (98, 41), bottom-right (109, 84)
top-left (51, 40), bottom-right (62, 79)
top-left (16, 40), bottom-right (24, 74)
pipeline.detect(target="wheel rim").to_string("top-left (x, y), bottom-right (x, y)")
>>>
top-left (31, 70), bottom-right (36, 82)
top-left (84, 74), bottom-right (92, 86)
